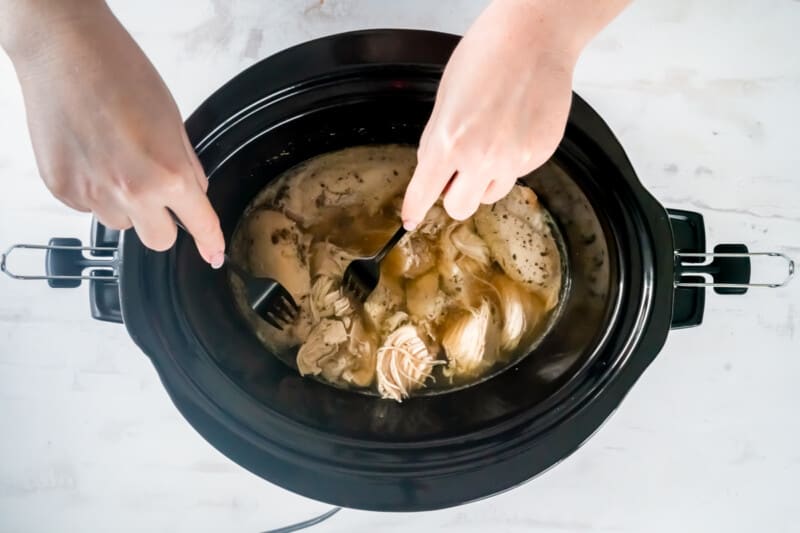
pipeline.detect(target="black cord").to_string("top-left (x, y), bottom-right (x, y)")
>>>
top-left (260, 507), bottom-right (342, 533)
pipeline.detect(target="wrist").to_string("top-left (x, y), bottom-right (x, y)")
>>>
top-left (492, 0), bottom-right (630, 59)
top-left (1, 0), bottom-right (109, 65)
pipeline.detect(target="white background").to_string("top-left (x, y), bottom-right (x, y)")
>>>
top-left (1, 1), bottom-right (798, 532)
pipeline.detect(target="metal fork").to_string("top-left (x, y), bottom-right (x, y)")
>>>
top-left (342, 226), bottom-right (407, 303)
top-left (170, 214), bottom-right (300, 330)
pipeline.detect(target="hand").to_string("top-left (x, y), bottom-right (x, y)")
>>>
top-left (3, 1), bottom-right (225, 267)
top-left (401, 0), bottom-right (627, 229)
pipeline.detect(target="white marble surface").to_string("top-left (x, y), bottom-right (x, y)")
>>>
top-left (1, 1), bottom-right (799, 532)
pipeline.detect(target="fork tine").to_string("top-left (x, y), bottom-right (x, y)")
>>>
top-left (279, 297), bottom-right (299, 319)
top-left (275, 295), bottom-right (298, 321)
top-left (277, 287), bottom-right (300, 319)
top-left (352, 278), bottom-right (364, 298)
top-left (277, 286), bottom-right (299, 311)
top-left (262, 311), bottom-right (283, 330)
top-left (271, 301), bottom-right (297, 326)
top-left (343, 275), bottom-right (358, 299)
top-left (348, 282), bottom-right (365, 303)
top-left (273, 311), bottom-right (293, 328)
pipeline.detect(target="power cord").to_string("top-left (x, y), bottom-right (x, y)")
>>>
top-left (260, 507), bottom-right (342, 533)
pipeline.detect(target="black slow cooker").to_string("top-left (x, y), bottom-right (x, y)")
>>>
top-left (2, 30), bottom-right (794, 511)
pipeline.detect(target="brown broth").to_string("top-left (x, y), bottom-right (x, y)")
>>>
top-left (230, 144), bottom-right (566, 398)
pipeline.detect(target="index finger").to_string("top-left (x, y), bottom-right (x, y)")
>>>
top-left (401, 147), bottom-right (455, 231)
top-left (169, 182), bottom-right (225, 268)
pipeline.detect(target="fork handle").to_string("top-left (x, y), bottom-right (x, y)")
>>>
top-left (373, 226), bottom-right (407, 263)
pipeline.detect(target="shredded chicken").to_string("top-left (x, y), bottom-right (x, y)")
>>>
top-left (232, 146), bottom-right (563, 402)
top-left (383, 233), bottom-right (436, 279)
top-left (297, 317), bottom-right (377, 388)
top-left (376, 324), bottom-right (439, 402)
top-left (309, 275), bottom-right (352, 322)
top-left (441, 300), bottom-right (500, 378)
top-left (296, 319), bottom-right (349, 376)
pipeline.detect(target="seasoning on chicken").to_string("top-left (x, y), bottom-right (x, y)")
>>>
top-left (244, 209), bottom-right (311, 300)
top-left (474, 185), bottom-right (561, 309)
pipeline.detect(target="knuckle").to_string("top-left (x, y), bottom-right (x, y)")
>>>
top-left (517, 149), bottom-right (534, 167)
top-left (439, 122), bottom-right (467, 153)
top-left (444, 133), bottom-right (464, 154)
top-left (161, 171), bottom-right (191, 197)
top-left (46, 176), bottom-right (70, 199)
top-left (81, 180), bottom-right (103, 204)
top-left (116, 174), bottom-right (145, 201)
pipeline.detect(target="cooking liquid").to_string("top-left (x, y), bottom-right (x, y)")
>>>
top-left (230, 144), bottom-right (567, 396)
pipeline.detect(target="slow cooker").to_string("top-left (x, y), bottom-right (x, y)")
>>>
top-left (1, 30), bottom-right (794, 511)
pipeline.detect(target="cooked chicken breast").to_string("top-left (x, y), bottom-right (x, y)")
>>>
top-left (271, 146), bottom-right (415, 228)
top-left (405, 269), bottom-right (448, 324)
top-left (244, 209), bottom-right (311, 301)
top-left (474, 185), bottom-right (561, 309)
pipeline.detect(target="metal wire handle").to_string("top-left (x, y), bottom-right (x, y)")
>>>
top-left (0, 243), bottom-right (119, 281)
top-left (675, 251), bottom-right (794, 289)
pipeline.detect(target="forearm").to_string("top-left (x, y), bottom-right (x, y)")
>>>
top-left (490, 0), bottom-right (631, 57)
top-left (0, 0), bottom-right (108, 62)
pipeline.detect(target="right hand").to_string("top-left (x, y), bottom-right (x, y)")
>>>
top-left (4, 0), bottom-right (225, 267)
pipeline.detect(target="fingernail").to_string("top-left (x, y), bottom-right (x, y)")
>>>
top-left (403, 219), bottom-right (418, 231)
top-left (210, 252), bottom-right (225, 269)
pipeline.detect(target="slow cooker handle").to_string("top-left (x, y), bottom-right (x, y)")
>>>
top-left (0, 239), bottom-right (118, 286)
top-left (670, 247), bottom-right (795, 329)
top-left (0, 237), bottom-right (123, 324)
top-left (674, 246), bottom-right (795, 293)
top-left (667, 209), bottom-right (795, 329)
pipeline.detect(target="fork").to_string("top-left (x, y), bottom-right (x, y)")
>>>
top-left (224, 256), bottom-right (300, 330)
top-left (342, 226), bottom-right (407, 303)
top-left (170, 214), bottom-right (299, 330)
